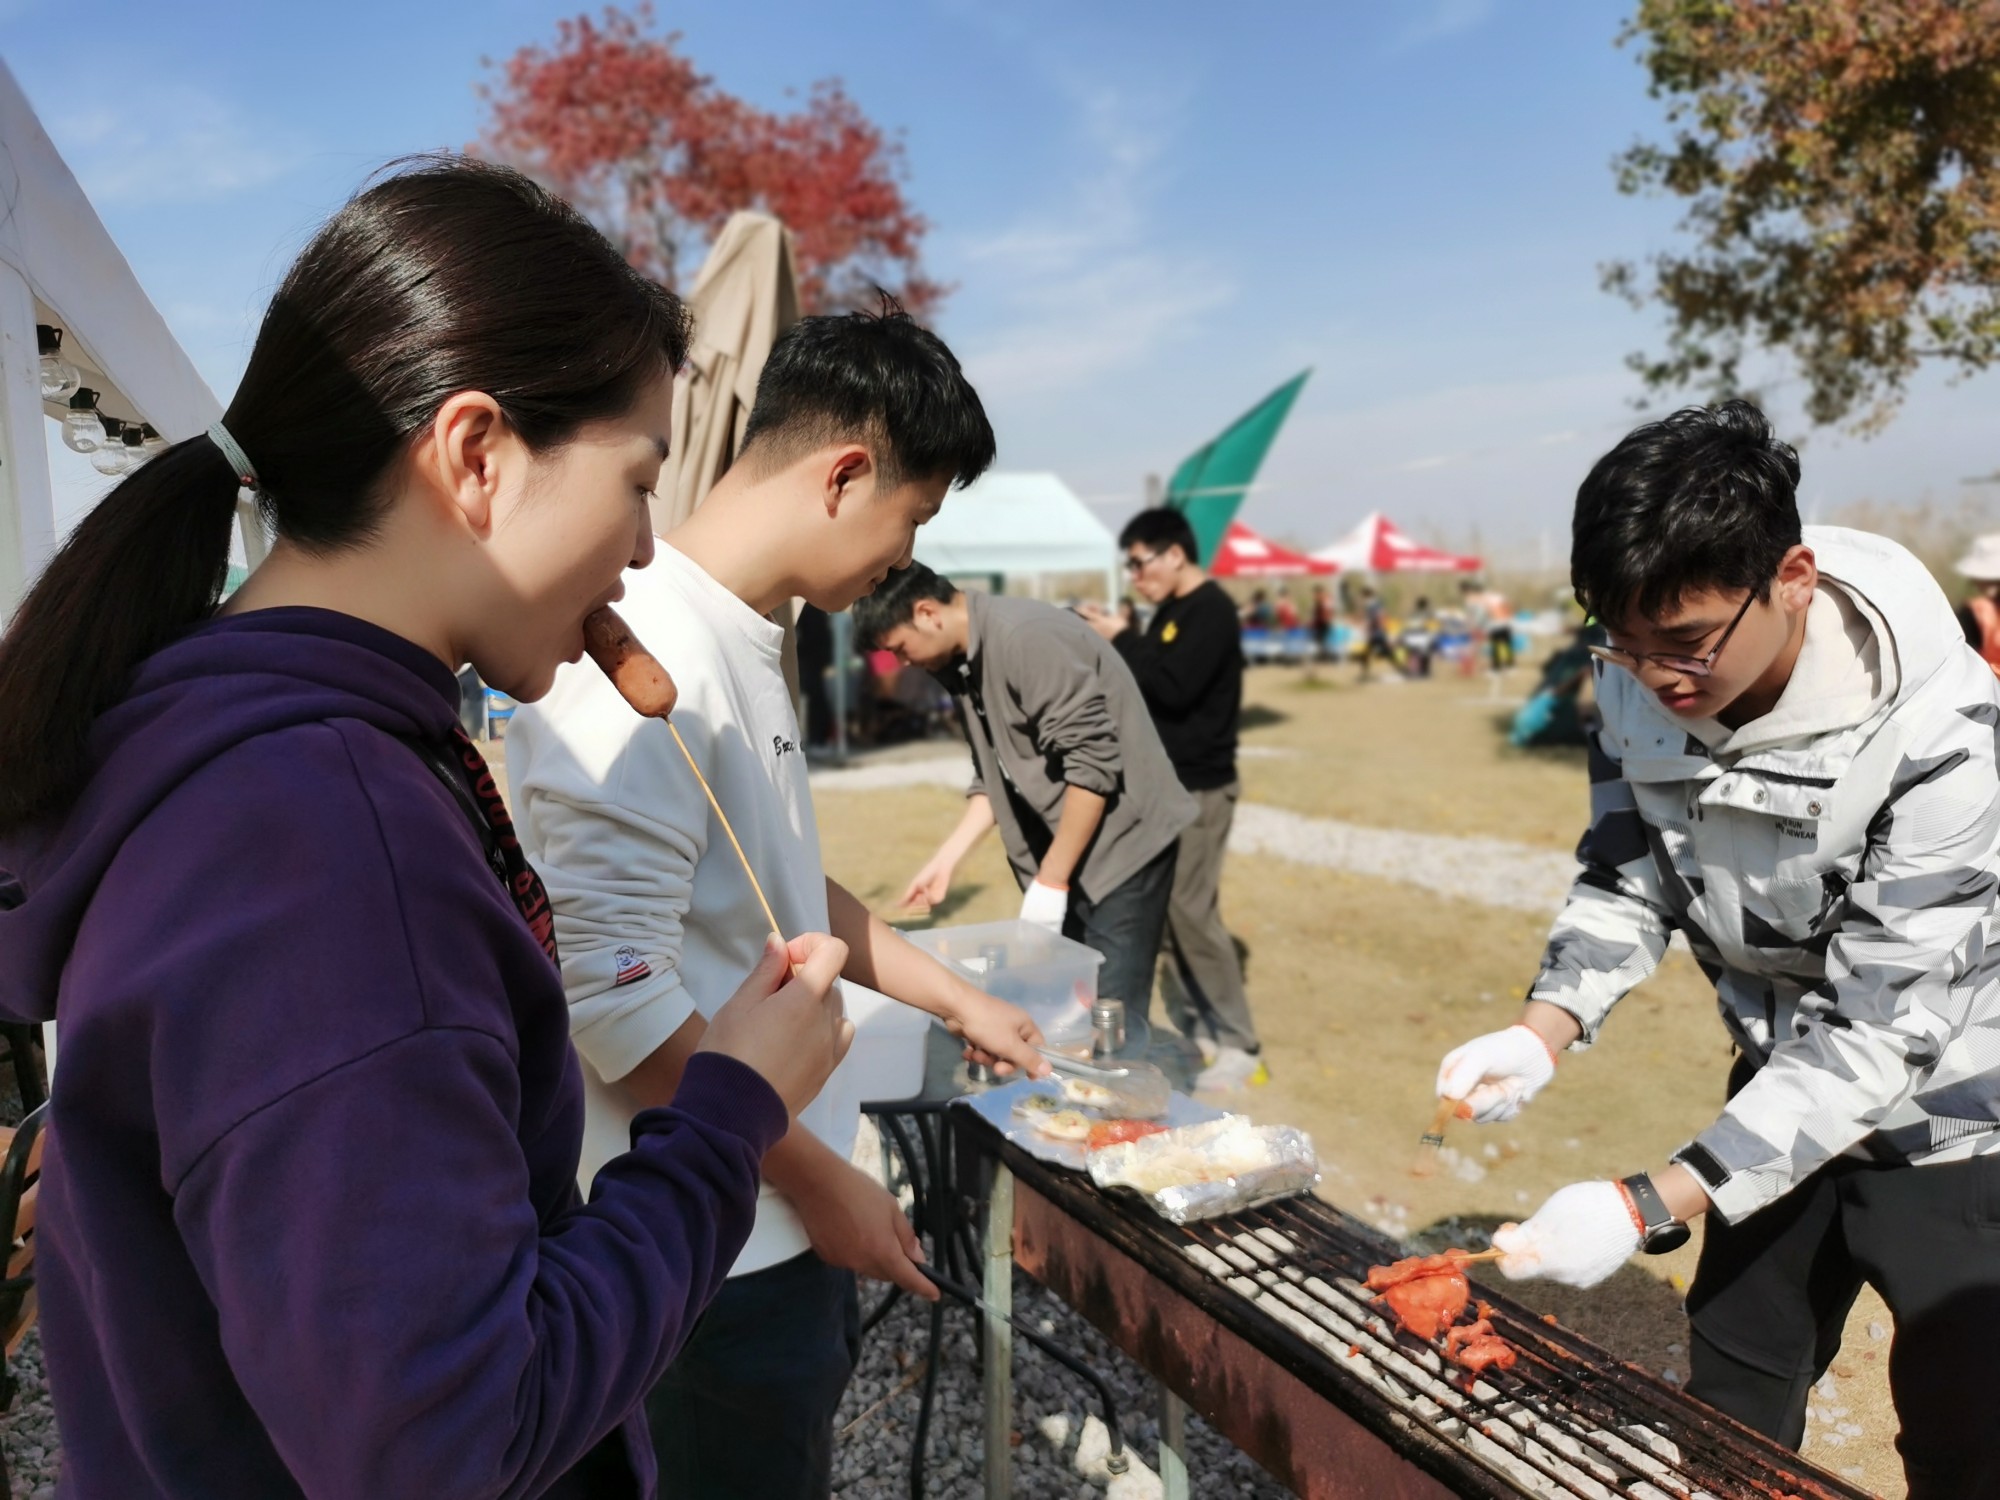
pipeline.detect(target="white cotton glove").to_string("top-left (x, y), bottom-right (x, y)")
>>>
top-left (1492, 1181), bottom-right (1641, 1289)
top-left (1018, 880), bottom-right (1069, 931)
top-left (1435, 1023), bottom-right (1558, 1124)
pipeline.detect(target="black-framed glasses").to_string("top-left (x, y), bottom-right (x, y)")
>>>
top-left (1123, 550), bottom-right (1163, 574)
top-left (1586, 590), bottom-right (1756, 679)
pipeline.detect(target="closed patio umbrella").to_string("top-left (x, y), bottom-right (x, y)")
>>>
top-left (653, 210), bottom-right (801, 532)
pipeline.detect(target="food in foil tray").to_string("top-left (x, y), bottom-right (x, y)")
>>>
top-left (1058, 1076), bottom-right (1121, 1110)
top-left (1086, 1118), bottom-right (1168, 1151)
top-left (1011, 1089), bottom-right (1066, 1120)
top-left (1087, 1115), bottom-right (1319, 1224)
top-left (1035, 1109), bottom-right (1094, 1142)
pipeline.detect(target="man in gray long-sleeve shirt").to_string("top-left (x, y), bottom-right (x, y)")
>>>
top-left (854, 564), bottom-right (1197, 1015)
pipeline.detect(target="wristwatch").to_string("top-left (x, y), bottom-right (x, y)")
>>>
top-left (1620, 1172), bottom-right (1691, 1254)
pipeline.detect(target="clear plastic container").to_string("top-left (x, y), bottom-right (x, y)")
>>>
top-left (905, 919), bottom-right (1102, 1047)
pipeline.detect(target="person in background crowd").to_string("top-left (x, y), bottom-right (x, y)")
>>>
top-left (1437, 401), bottom-right (2000, 1499)
top-left (858, 564), bottom-right (1196, 1022)
top-left (1081, 510), bottom-right (1268, 1092)
top-left (1399, 595), bottom-right (1437, 678)
top-left (0, 156), bottom-right (854, 1500)
top-left (1118, 596), bottom-right (1140, 634)
top-left (796, 602), bottom-right (835, 748)
top-left (1246, 588), bottom-right (1275, 632)
top-left (1953, 533), bottom-right (2000, 681)
top-left (508, 305), bottom-right (1046, 1500)
top-left (1357, 584), bottom-right (1397, 681)
top-left (1309, 582), bottom-right (1336, 661)
top-left (1507, 619), bottom-right (1603, 749)
top-left (1274, 589), bottom-right (1299, 634)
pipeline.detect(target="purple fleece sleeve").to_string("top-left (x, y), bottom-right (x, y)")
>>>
top-left (171, 1041), bottom-right (782, 1499)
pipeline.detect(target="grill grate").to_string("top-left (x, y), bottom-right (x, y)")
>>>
top-left (983, 1121), bottom-right (1873, 1500)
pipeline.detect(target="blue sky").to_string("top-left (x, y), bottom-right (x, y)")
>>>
top-left (8, 0), bottom-right (1997, 559)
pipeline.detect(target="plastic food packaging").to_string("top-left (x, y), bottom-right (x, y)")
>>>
top-left (1087, 1115), bottom-right (1320, 1224)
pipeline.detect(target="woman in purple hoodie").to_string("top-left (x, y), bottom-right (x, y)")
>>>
top-left (0, 158), bottom-right (853, 1499)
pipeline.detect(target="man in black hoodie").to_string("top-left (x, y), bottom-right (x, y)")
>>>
top-left (1083, 509), bottom-right (1266, 1092)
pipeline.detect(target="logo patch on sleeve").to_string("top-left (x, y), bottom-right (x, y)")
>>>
top-left (612, 945), bottom-right (653, 987)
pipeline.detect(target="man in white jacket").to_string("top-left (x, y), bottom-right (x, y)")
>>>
top-left (1436, 401), bottom-right (2000, 1498)
top-left (507, 305), bottom-right (1045, 1499)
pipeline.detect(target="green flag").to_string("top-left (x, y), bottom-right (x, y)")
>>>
top-left (1165, 369), bottom-right (1311, 565)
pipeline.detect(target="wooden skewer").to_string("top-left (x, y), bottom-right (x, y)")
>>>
top-left (667, 720), bottom-right (784, 944)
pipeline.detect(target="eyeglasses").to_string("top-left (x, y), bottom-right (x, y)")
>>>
top-left (1586, 590), bottom-right (1756, 679)
top-left (1123, 550), bottom-right (1163, 574)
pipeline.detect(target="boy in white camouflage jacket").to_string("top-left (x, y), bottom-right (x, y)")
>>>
top-left (1436, 400), bottom-right (2000, 1497)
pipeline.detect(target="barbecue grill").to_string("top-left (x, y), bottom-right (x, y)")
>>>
top-left (962, 1111), bottom-right (1873, 1500)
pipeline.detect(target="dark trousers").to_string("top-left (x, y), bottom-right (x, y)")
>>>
top-left (1685, 1061), bottom-right (2000, 1498)
top-left (1061, 842), bottom-right (1178, 1017)
top-left (647, 1251), bottom-right (859, 1499)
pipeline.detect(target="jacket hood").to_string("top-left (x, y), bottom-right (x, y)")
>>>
top-left (0, 608), bottom-right (460, 1024)
top-left (1806, 524), bottom-right (1964, 710)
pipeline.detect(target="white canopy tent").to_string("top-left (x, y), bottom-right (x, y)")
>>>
top-left (912, 470), bottom-right (1118, 605)
top-left (0, 59), bottom-right (239, 626)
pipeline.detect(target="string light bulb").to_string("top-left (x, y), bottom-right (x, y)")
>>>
top-left (89, 417), bottom-right (129, 475)
top-left (139, 423), bottom-right (167, 458)
top-left (36, 325), bottom-right (78, 401)
top-left (62, 388), bottom-right (105, 454)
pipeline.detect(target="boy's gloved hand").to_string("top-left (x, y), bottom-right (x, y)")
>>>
top-left (1491, 1181), bottom-right (1641, 1288)
top-left (1435, 1023), bottom-right (1558, 1123)
top-left (1018, 879), bottom-right (1069, 932)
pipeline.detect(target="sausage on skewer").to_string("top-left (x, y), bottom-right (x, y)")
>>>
top-left (580, 605), bottom-right (786, 945)
top-left (583, 606), bottom-right (678, 719)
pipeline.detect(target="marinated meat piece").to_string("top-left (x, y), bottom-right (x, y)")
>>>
top-left (1365, 1249), bottom-right (1473, 1291)
top-left (1444, 1318), bottom-right (1517, 1375)
top-left (1378, 1267), bottom-right (1469, 1340)
top-left (1442, 1318), bottom-right (1492, 1354)
top-left (1456, 1340), bottom-right (1517, 1376)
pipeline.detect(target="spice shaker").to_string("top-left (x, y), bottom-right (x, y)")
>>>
top-left (1091, 997), bottom-right (1127, 1060)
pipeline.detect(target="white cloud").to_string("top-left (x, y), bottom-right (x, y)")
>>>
top-left (1389, 0), bottom-right (1497, 53)
top-left (49, 85), bottom-right (299, 206)
top-left (939, 65), bottom-right (1232, 407)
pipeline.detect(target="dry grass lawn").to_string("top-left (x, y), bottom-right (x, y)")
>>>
top-left (813, 660), bottom-right (1906, 1499)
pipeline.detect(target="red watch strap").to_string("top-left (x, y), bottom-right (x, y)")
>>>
top-left (1616, 1182), bottom-right (1647, 1238)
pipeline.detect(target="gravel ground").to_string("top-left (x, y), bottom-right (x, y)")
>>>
top-left (807, 753), bottom-right (1582, 917)
top-left (0, 1049), bottom-right (56, 1499)
top-left (3, 1330), bottom-right (56, 1499)
top-left (0, 1269), bottom-right (1293, 1500)
top-left (833, 1267), bottom-right (1291, 1499)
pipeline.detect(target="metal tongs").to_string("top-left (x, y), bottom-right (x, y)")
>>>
top-left (1034, 1046), bottom-right (1172, 1119)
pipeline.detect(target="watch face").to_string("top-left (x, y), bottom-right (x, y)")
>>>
top-left (1642, 1222), bottom-right (1692, 1255)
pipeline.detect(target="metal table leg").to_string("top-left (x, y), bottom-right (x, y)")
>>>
top-left (982, 1162), bottom-right (1014, 1500)
top-left (1159, 1382), bottom-right (1190, 1499)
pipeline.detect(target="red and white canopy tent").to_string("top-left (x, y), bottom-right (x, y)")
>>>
top-left (1209, 520), bottom-right (1339, 579)
top-left (1312, 511), bottom-right (1481, 574)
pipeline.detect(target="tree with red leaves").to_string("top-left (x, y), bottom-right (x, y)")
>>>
top-left (476, 5), bottom-right (943, 315)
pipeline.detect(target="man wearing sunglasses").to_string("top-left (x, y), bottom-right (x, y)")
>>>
top-left (1433, 400), bottom-right (2000, 1498)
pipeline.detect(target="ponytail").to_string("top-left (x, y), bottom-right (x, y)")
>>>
top-left (0, 437), bottom-right (242, 832)
top-left (0, 155), bottom-right (690, 837)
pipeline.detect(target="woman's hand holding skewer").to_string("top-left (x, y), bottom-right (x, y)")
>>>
top-left (698, 932), bottom-right (852, 1117)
